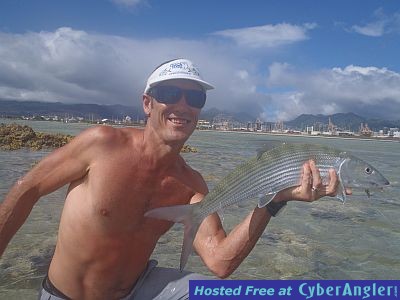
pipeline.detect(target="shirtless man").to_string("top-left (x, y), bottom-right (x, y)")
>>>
top-left (0, 58), bottom-right (341, 299)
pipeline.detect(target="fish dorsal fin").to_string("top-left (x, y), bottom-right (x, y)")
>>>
top-left (256, 142), bottom-right (286, 160)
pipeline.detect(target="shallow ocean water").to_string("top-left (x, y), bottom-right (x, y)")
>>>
top-left (0, 120), bottom-right (399, 299)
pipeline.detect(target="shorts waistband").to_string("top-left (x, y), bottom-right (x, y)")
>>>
top-left (42, 275), bottom-right (71, 300)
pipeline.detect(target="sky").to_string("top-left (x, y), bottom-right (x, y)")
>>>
top-left (0, 0), bottom-right (400, 121)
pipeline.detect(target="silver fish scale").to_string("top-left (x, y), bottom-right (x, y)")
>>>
top-left (197, 144), bottom-right (345, 218)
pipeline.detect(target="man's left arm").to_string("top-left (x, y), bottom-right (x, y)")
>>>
top-left (193, 160), bottom-right (342, 278)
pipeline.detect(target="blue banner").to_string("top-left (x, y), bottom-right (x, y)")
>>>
top-left (189, 280), bottom-right (399, 299)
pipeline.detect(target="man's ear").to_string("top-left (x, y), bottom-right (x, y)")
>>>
top-left (143, 94), bottom-right (153, 116)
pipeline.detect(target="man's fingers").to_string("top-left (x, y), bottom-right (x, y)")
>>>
top-left (301, 161), bottom-right (311, 187)
top-left (297, 162), bottom-right (346, 202)
top-left (309, 160), bottom-right (322, 190)
top-left (325, 169), bottom-right (339, 196)
top-left (345, 187), bottom-right (352, 195)
top-left (302, 161), bottom-right (320, 201)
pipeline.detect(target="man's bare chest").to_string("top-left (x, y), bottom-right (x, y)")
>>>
top-left (85, 160), bottom-right (195, 222)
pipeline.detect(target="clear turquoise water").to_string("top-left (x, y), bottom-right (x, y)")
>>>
top-left (0, 120), bottom-right (399, 299)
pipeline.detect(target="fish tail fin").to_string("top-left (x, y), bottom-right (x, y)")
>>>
top-left (144, 203), bottom-right (203, 271)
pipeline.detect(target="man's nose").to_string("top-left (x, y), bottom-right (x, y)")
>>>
top-left (176, 92), bottom-right (188, 107)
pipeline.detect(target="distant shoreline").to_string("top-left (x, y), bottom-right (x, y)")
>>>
top-left (195, 128), bottom-right (400, 143)
top-left (1, 117), bottom-right (399, 143)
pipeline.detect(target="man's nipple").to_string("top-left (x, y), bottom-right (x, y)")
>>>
top-left (100, 208), bottom-right (110, 217)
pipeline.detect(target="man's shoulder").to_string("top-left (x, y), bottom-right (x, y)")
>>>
top-left (178, 158), bottom-right (208, 195)
top-left (77, 125), bottom-right (142, 145)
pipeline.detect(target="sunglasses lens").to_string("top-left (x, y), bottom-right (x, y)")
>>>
top-left (153, 86), bottom-right (181, 104)
top-left (185, 90), bottom-right (206, 109)
top-left (150, 86), bottom-right (206, 108)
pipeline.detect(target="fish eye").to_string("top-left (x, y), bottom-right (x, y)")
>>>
top-left (365, 167), bottom-right (373, 174)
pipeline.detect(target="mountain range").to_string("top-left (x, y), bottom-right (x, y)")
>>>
top-left (1, 99), bottom-right (399, 132)
top-left (286, 113), bottom-right (400, 132)
top-left (200, 108), bottom-right (399, 132)
top-left (0, 100), bottom-right (143, 120)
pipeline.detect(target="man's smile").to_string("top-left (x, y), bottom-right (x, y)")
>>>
top-left (168, 117), bottom-right (191, 125)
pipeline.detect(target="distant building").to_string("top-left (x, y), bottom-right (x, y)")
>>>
top-left (305, 126), bottom-right (314, 135)
top-left (359, 123), bottom-right (373, 137)
top-left (327, 117), bottom-right (337, 135)
top-left (197, 119), bottom-right (211, 130)
top-left (389, 128), bottom-right (399, 137)
top-left (212, 114), bottom-right (234, 131)
top-left (273, 121), bottom-right (284, 133)
top-left (337, 131), bottom-right (355, 137)
top-left (255, 118), bottom-right (262, 131)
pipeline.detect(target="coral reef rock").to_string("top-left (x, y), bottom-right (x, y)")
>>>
top-left (0, 123), bottom-right (73, 151)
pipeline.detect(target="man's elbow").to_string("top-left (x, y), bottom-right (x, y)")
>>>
top-left (215, 271), bottom-right (233, 279)
top-left (208, 262), bottom-right (236, 279)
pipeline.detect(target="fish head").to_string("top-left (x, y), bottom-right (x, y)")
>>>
top-left (339, 156), bottom-right (390, 190)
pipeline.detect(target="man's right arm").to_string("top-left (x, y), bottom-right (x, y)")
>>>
top-left (193, 161), bottom-right (342, 278)
top-left (0, 126), bottom-right (108, 257)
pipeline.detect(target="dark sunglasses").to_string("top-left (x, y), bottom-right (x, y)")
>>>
top-left (148, 85), bottom-right (206, 109)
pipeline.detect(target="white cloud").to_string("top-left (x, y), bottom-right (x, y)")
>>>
top-left (265, 63), bottom-right (400, 120)
top-left (0, 28), bottom-right (141, 104)
top-left (0, 27), bottom-right (399, 122)
top-left (110, 0), bottom-right (146, 8)
top-left (0, 27), bottom-right (263, 114)
top-left (212, 23), bottom-right (317, 48)
top-left (351, 8), bottom-right (400, 37)
top-left (352, 22), bottom-right (386, 37)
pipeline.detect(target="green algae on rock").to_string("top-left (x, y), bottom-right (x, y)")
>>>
top-left (0, 123), bottom-right (74, 151)
top-left (0, 123), bottom-right (198, 153)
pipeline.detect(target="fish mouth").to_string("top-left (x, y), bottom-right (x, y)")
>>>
top-left (372, 180), bottom-right (391, 187)
top-left (350, 180), bottom-right (390, 190)
top-left (365, 182), bottom-right (390, 190)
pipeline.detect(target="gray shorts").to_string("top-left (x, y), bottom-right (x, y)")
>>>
top-left (38, 260), bottom-right (210, 300)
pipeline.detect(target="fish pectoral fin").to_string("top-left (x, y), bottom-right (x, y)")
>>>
top-left (335, 172), bottom-right (347, 203)
top-left (335, 182), bottom-right (347, 203)
top-left (257, 193), bottom-right (276, 208)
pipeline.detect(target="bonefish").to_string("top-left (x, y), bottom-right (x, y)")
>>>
top-left (145, 143), bottom-right (390, 270)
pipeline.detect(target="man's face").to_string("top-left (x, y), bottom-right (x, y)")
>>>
top-left (144, 79), bottom-right (204, 144)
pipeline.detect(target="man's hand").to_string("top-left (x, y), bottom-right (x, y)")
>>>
top-left (287, 160), bottom-right (352, 202)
